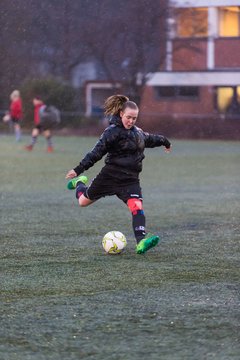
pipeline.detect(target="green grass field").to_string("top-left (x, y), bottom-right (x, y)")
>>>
top-left (0, 134), bottom-right (240, 360)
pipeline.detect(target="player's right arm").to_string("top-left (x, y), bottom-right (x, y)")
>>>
top-left (66, 127), bottom-right (116, 177)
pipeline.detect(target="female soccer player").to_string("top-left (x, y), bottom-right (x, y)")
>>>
top-left (66, 95), bottom-right (171, 254)
top-left (25, 96), bottom-right (54, 153)
top-left (9, 90), bottom-right (22, 142)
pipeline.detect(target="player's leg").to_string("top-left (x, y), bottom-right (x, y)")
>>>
top-left (25, 127), bottom-right (40, 150)
top-left (13, 121), bottom-right (21, 142)
top-left (75, 177), bottom-right (94, 207)
top-left (78, 194), bottom-right (94, 207)
top-left (119, 182), bottom-right (160, 254)
top-left (127, 197), bottom-right (159, 254)
top-left (67, 167), bottom-right (114, 208)
top-left (126, 197), bottom-right (160, 252)
top-left (43, 129), bottom-right (53, 152)
top-left (67, 175), bottom-right (95, 207)
top-left (127, 197), bottom-right (146, 243)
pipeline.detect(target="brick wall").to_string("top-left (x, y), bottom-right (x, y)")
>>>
top-left (140, 86), bottom-right (215, 118)
top-left (172, 39), bottom-right (207, 70)
top-left (215, 38), bottom-right (240, 68)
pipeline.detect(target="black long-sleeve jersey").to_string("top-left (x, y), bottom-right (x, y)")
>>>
top-left (74, 115), bottom-right (171, 176)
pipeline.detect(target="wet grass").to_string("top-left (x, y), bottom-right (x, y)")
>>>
top-left (0, 135), bottom-right (240, 359)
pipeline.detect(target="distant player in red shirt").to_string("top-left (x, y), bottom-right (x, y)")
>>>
top-left (25, 96), bottom-right (54, 153)
top-left (9, 90), bottom-right (22, 141)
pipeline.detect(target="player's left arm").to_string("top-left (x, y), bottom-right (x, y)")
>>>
top-left (143, 132), bottom-right (172, 152)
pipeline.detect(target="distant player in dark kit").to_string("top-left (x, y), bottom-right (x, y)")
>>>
top-left (25, 96), bottom-right (59, 153)
top-left (66, 94), bottom-right (171, 254)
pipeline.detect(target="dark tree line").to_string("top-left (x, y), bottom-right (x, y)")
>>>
top-left (0, 0), bottom-right (168, 108)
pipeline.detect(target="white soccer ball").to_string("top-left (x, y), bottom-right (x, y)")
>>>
top-left (102, 231), bottom-right (127, 254)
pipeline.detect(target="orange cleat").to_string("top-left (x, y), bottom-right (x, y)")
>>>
top-left (47, 146), bottom-right (54, 153)
top-left (25, 145), bottom-right (33, 151)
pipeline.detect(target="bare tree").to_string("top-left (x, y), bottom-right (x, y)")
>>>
top-left (0, 0), bottom-right (168, 105)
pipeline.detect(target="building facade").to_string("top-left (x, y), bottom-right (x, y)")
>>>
top-left (140, 0), bottom-right (240, 137)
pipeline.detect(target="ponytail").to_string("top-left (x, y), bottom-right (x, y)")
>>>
top-left (104, 94), bottom-right (129, 116)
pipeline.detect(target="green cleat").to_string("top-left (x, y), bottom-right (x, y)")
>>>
top-left (136, 233), bottom-right (160, 254)
top-left (67, 175), bottom-right (88, 190)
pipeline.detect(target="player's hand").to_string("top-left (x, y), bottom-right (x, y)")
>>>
top-left (65, 169), bottom-right (77, 179)
top-left (164, 145), bottom-right (172, 153)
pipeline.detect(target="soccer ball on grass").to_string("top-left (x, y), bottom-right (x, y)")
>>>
top-left (102, 231), bottom-right (127, 254)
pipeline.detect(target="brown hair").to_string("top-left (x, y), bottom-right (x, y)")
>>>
top-left (104, 94), bottom-right (138, 116)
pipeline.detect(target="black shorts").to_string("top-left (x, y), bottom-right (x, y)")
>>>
top-left (11, 117), bottom-right (21, 124)
top-left (84, 165), bottom-right (142, 204)
top-left (35, 124), bottom-right (50, 132)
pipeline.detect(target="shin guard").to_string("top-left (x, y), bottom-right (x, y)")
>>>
top-left (127, 198), bottom-right (146, 243)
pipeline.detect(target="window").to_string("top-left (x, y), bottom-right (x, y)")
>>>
top-left (218, 7), bottom-right (240, 37)
top-left (155, 86), bottom-right (199, 100)
top-left (217, 86), bottom-right (240, 112)
top-left (176, 8), bottom-right (208, 37)
top-left (175, 6), bottom-right (240, 38)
